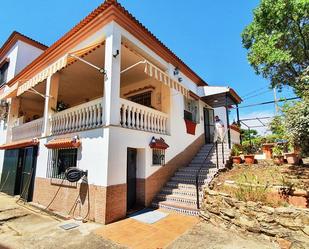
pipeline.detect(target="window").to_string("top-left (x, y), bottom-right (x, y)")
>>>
top-left (129, 91), bottom-right (152, 108)
top-left (152, 149), bottom-right (165, 165)
top-left (0, 61), bottom-right (9, 86)
top-left (47, 148), bottom-right (78, 179)
top-left (184, 97), bottom-right (199, 123)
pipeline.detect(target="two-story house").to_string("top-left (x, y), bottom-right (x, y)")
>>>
top-left (0, 0), bottom-right (241, 224)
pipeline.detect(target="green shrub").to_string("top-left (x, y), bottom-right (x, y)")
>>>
top-left (231, 144), bottom-right (242, 156)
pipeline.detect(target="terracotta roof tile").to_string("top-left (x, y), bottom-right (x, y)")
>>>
top-left (45, 138), bottom-right (81, 149)
top-left (0, 138), bottom-right (39, 150)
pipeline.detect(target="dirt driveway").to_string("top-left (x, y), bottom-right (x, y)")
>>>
top-left (0, 194), bottom-right (124, 249)
top-left (0, 194), bottom-right (279, 249)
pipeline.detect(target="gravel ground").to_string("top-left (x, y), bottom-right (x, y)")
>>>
top-left (0, 194), bottom-right (126, 249)
top-left (167, 222), bottom-right (280, 249)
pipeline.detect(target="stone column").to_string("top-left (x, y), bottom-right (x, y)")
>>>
top-left (42, 73), bottom-right (59, 136)
top-left (104, 23), bottom-right (121, 126)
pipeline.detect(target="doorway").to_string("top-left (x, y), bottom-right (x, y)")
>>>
top-left (0, 146), bottom-right (38, 201)
top-left (127, 148), bottom-right (137, 212)
top-left (203, 108), bottom-right (215, 144)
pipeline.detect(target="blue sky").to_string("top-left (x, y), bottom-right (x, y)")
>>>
top-left (0, 0), bottom-right (296, 133)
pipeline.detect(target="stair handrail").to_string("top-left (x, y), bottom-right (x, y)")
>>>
top-left (195, 127), bottom-right (231, 209)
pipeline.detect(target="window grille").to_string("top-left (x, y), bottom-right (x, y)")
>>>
top-left (46, 148), bottom-right (77, 179)
top-left (0, 62), bottom-right (9, 86)
top-left (152, 149), bottom-right (165, 165)
top-left (129, 91), bottom-right (152, 107)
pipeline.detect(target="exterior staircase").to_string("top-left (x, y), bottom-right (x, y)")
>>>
top-left (152, 143), bottom-right (231, 215)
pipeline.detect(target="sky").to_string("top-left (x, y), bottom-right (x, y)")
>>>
top-left (0, 0), bottom-right (296, 134)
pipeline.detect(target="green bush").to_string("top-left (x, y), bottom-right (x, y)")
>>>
top-left (231, 144), bottom-right (242, 156)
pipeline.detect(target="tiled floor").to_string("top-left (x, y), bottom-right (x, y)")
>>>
top-left (95, 211), bottom-right (199, 249)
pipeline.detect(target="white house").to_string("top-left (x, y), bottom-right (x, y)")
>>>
top-left (0, 0), bottom-right (241, 224)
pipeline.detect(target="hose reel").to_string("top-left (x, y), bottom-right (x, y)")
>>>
top-left (65, 167), bottom-right (88, 183)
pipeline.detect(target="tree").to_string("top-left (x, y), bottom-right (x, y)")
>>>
top-left (241, 128), bottom-right (259, 142)
top-left (282, 98), bottom-right (309, 155)
top-left (269, 116), bottom-right (285, 138)
top-left (242, 0), bottom-right (309, 97)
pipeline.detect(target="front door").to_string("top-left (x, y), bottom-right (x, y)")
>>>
top-left (127, 148), bottom-right (137, 211)
top-left (0, 149), bottom-right (19, 195)
top-left (204, 108), bottom-right (215, 143)
top-left (20, 146), bottom-right (38, 201)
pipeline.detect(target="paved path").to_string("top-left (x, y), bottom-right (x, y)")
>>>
top-left (95, 211), bottom-right (198, 249)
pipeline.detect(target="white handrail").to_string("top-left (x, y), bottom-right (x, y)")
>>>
top-left (12, 118), bottom-right (44, 141)
top-left (50, 98), bottom-right (104, 135)
top-left (120, 98), bottom-right (168, 134)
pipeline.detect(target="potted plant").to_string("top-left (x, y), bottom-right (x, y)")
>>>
top-left (285, 143), bottom-right (300, 165)
top-left (272, 144), bottom-right (284, 165)
top-left (184, 110), bottom-right (197, 135)
top-left (242, 143), bottom-right (255, 164)
top-left (231, 144), bottom-right (242, 164)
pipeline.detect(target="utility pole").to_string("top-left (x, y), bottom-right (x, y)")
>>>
top-left (273, 87), bottom-right (279, 114)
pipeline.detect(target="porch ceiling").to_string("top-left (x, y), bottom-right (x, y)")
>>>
top-left (201, 93), bottom-right (239, 108)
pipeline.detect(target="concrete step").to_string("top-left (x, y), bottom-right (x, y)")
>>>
top-left (170, 176), bottom-right (211, 184)
top-left (152, 201), bottom-right (199, 216)
top-left (155, 194), bottom-right (200, 205)
top-left (160, 187), bottom-right (203, 197)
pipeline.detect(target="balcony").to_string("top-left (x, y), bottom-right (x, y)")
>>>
top-left (120, 98), bottom-right (168, 134)
top-left (10, 96), bottom-right (169, 141)
top-left (50, 98), bottom-right (104, 135)
top-left (11, 118), bottom-right (44, 141)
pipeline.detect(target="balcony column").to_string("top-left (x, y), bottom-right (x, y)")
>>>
top-left (42, 73), bottom-right (59, 136)
top-left (6, 97), bottom-right (20, 142)
top-left (104, 24), bottom-right (121, 126)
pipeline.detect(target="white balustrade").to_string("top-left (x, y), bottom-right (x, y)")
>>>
top-left (12, 118), bottom-right (44, 141)
top-left (120, 98), bottom-right (168, 134)
top-left (50, 98), bottom-right (104, 135)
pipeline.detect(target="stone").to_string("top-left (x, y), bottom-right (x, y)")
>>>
top-left (261, 206), bottom-right (275, 215)
top-left (277, 238), bottom-right (292, 249)
top-left (275, 207), bottom-right (297, 215)
top-left (219, 192), bottom-right (231, 197)
top-left (302, 225), bottom-right (309, 236)
top-left (220, 208), bottom-right (236, 218)
top-left (277, 217), bottom-right (302, 230)
top-left (257, 213), bottom-right (275, 223)
top-left (223, 197), bottom-right (236, 207)
top-left (207, 206), bottom-right (220, 215)
top-left (199, 211), bottom-right (210, 220)
top-left (205, 188), bottom-right (218, 196)
top-left (237, 216), bottom-right (260, 233)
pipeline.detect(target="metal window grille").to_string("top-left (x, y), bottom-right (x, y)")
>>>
top-left (129, 91), bottom-right (152, 107)
top-left (152, 149), bottom-right (165, 165)
top-left (46, 148), bottom-right (77, 179)
top-left (0, 62), bottom-right (9, 86)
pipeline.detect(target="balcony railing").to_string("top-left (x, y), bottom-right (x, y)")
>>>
top-left (120, 98), bottom-right (168, 134)
top-left (50, 98), bottom-right (104, 135)
top-left (11, 118), bottom-right (44, 141)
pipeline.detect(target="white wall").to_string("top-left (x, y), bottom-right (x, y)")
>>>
top-left (15, 41), bottom-right (44, 75)
top-left (36, 127), bottom-right (109, 186)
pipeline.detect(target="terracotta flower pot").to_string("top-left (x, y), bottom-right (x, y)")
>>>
top-left (273, 155), bottom-right (284, 165)
top-left (184, 119), bottom-right (197, 135)
top-left (285, 153), bottom-right (299, 165)
top-left (244, 155), bottom-right (255, 164)
top-left (232, 156), bottom-right (242, 164)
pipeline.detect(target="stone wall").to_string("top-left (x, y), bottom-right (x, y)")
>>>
top-left (201, 188), bottom-right (309, 249)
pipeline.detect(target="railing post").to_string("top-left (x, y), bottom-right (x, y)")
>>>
top-left (222, 141), bottom-right (225, 164)
top-left (216, 141), bottom-right (219, 169)
top-left (196, 175), bottom-right (200, 209)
